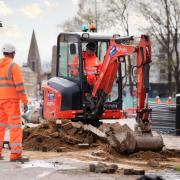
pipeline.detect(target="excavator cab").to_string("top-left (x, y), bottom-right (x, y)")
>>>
top-left (43, 32), bottom-right (125, 124)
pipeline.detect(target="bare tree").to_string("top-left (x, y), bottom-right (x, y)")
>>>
top-left (139, 0), bottom-right (180, 95)
top-left (61, 0), bottom-right (106, 32)
top-left (103, 0), bottom-right (135, 95)
top-left (171, 0), bottom-right (180, 93)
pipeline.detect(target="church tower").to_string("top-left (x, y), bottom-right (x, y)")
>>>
top-left (27, 30), bottom-right (41, 83)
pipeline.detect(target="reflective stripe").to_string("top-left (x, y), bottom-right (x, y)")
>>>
top-left (12, 115), bottom-right (21, 119)
top-left (0, 83), bottom-right (15, 87)
top-left (17, 89), bottom-right (25, 94)
top-left (0, 142), bottom-right (3, 147)
top-left (15, 82), bottom-right (24, 87)
top-left (8, 63), bottom-right (16, 79)
top-left (8, 124), bottom-right (22, 129)
top-left (0, 123), bottom-right (7, 127)
top-left (10, 143), bottom-right (22, 147)
top-left (85, 67), bottom-right (97, 70)
top-left (0, 77), bottom-right (13, 80)
top-left (84, 72), bottom-right (97, 75)
top-left (0, 63), bottom-right (15, 83)
top-left (11, 149), bottom-right (22, 154)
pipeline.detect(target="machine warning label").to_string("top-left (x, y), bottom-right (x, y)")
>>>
top-left (110, 46), bottom-right (117, 57)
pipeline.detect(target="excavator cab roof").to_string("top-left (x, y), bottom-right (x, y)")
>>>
top-left (58, 32), bottom-right (134, 43)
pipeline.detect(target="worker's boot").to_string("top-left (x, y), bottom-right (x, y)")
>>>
top-left (10, 156), bottom-right (29, 163)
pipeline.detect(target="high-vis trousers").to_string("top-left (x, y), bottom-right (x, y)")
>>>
top-left (0, 100), bottom-right (22, 160)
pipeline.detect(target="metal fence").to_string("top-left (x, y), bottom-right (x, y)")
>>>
top-left (149, 102), bottom-right (176, 134)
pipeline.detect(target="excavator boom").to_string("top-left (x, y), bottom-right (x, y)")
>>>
top-left (91, 35), bottom-right (152, 132)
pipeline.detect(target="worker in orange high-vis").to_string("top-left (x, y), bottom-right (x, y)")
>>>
top-left (70, 42), bottom-right (101, 85)
top-left (166, 96), bottom-right (173, 105)
top-left (155, 96), bottom-right (161, 104)
top-left (83, 42), bottom-right (101, 85)
top-left (0, 44), bottom-right (29, 162)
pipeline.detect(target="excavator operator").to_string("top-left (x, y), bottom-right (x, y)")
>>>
top-left (70, 42), bottom-right (101, 85)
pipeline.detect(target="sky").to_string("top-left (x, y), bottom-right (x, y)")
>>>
top-left (0, 0), bottom-right (79, 66)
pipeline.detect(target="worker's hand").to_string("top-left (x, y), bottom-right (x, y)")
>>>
top-left (87, 74), bottom-right (96, 85)
top-left (24, 104), bottom-right (28, 113)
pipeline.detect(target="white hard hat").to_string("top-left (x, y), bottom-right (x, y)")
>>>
top-left (2, 43), bottom-right (16, 53)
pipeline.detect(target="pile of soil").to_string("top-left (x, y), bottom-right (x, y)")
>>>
top-left (23, 120), bottom-right (103, 152)
top-left (129, 151), bottom-right (167, 161)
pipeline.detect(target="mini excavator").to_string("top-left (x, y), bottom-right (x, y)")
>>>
top-left (42, 32), bottom-right (164, 152)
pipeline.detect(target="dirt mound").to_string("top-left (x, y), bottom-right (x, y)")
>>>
top-left (129, 151), bottom-right (167, 161)
top-left (23, 122), bottom-right (132, 152)
top-left (23, 121), bottom-right (103, 152)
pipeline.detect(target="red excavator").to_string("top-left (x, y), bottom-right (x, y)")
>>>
top-left (42, 32), bottom-right (164, 152)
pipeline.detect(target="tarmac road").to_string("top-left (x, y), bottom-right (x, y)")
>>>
top-left (0, 157), bottom-right (139, 180)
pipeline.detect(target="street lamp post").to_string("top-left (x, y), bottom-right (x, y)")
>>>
top-left (95, 0), bottom-right (98, 32)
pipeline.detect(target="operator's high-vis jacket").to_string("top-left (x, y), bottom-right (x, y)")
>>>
top-left (70, 52), bottom-right (101, 85)
top-left (0, 57), bottom-right (28, 160)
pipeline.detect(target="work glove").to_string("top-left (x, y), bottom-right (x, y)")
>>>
top-left (24, 104), bottom-right (28, 113)
top-left (87, 74), bottom-right (96, 85)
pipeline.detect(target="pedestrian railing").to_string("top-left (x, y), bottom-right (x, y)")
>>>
top-left (149, 102), bottom-right (176, 134)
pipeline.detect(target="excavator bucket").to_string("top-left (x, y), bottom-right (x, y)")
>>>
top-left (99, 123), bottom-right (164, 154)
top-left (134, 131), bottom-right (164, 152)
top-left (109, 131), bottom-right (164, 154)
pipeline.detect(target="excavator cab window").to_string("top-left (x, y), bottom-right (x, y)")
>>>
top-left (57, 34), bottom-right (80, 81)
top-left (98, 41), bottom-right (122, 104)
top-left (98, 41), bottom-right (108, 62)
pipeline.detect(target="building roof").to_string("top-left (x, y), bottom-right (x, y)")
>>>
top-left (27, 30), bottom-right (42, 73)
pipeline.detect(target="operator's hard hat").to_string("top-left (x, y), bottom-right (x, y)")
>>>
top-left (86, 42), bottom-right (96, 52)
top-left (2, 43), bottom-right (16, 53)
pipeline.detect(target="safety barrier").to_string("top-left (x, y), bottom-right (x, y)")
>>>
top-left (150, 102), bottom-right (176, 134)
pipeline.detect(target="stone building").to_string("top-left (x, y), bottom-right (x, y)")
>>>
top-left (51, 45), bottom-right (57, 77)
top-left (22, 30), bottom-right (42, 99)
top-left (21, 66), bottom-right (38, 99)
top-left (27, 30), bottom-right (42, 84)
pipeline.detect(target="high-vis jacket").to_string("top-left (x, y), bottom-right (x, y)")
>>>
top-left (83, 52), bottom-right (101, 85)
top-left (70, 52), bottom-right (101, 85)
top-left (83, 52), bottom-right (101, 74)
top-left (0, 57), bottom-right (28, 104)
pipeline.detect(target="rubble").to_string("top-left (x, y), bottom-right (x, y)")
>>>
top-left (78, 143), bottom-right (90, 148)
top-left (89, 162), bottom-right (118, 173)
top-left (123, 168), bottom-right (145, 175)
top-left (137, 175), bottom-right (165, 180)
top-left (23, 121), bottom-right (99, 152)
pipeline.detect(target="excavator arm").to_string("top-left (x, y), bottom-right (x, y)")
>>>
top-left (91, 35), bottom-right (152, 132)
